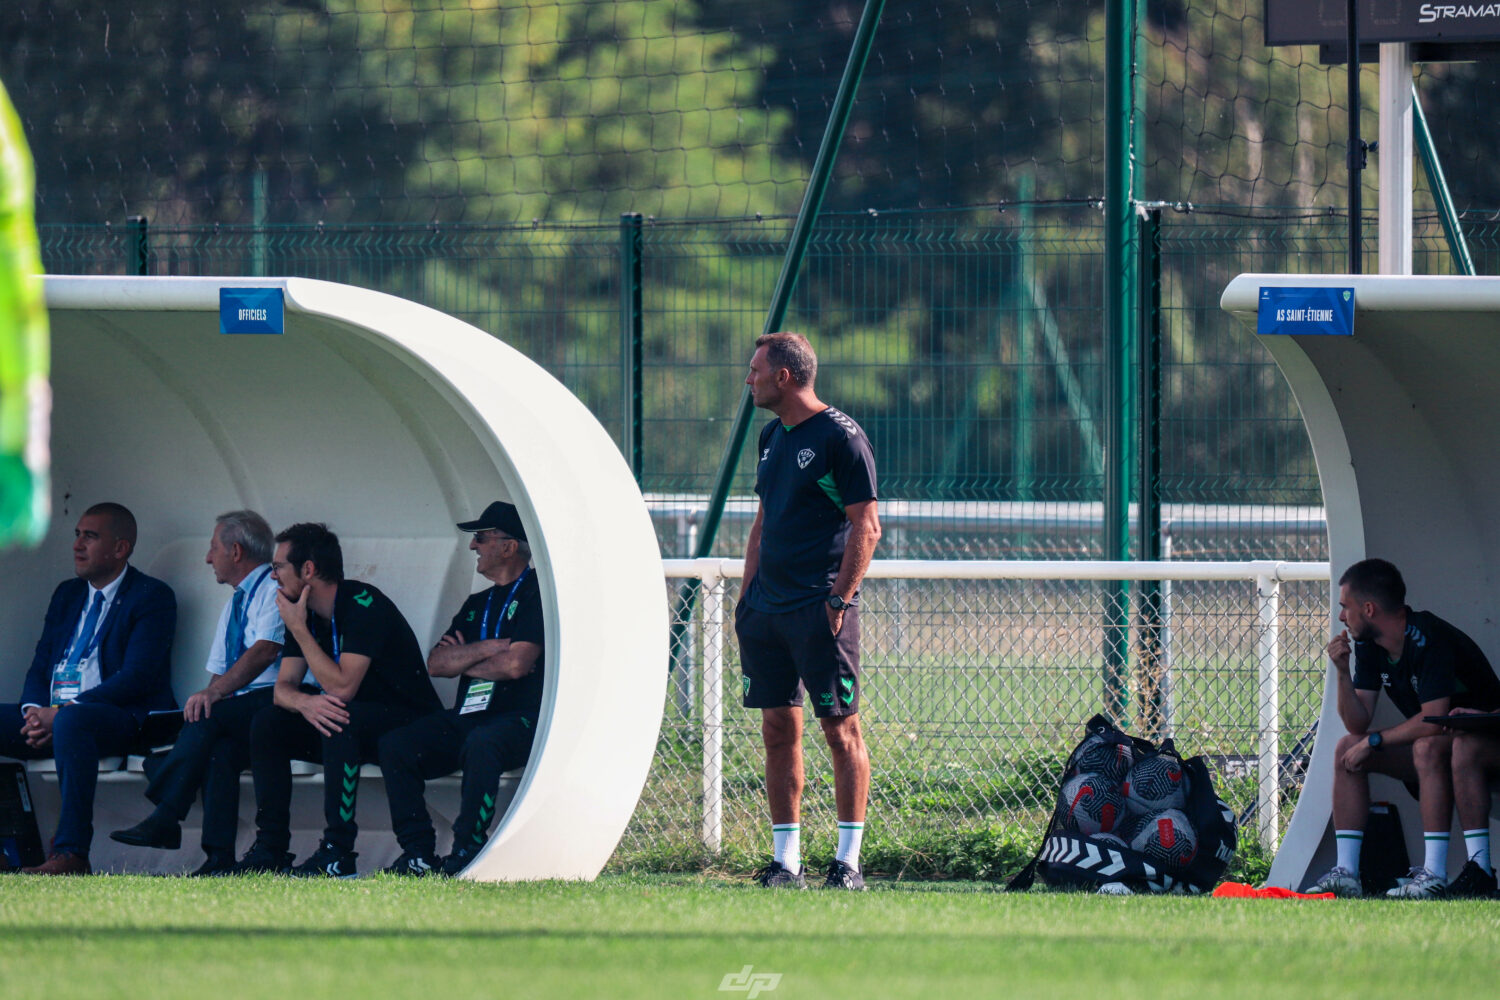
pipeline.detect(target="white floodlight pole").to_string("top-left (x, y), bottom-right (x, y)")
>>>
top-left (1378, 43), bottom-right (1414, 276)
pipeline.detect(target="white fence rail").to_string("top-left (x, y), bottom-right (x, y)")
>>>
top-left (623, 559), bottom-right (1331, 871)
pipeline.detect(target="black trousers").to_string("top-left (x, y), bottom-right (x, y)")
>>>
top-left (377, 709), bottom-right (536, 857)
top-left (144, 687), bottom-right (274, 853)
top-left (249, 700), bottom-right (417, 854)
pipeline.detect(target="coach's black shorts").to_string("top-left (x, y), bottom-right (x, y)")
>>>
top-left (735, 600), bottom-right (860, 718)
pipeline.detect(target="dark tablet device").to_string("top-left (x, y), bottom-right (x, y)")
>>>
top-left (1425, 712), bottom-right (1500, 732)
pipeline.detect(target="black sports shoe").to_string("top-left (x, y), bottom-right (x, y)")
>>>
top-left (229, 840), bottom-right (294, 876)
top-left (753, 860), bottom-right (807, 889)
top-left (1447, 859), bottom-right (1498, 898)
top-left (822, 858), bottom-right (866, 890)
top-left (383, 851), bottom-right (440, 877)
top-left (441, 844), bottom-right (481, 877)
top-left (187, 850), bottom-right (238, 877)
top-left (291, 840), bottom-right (359, 879)
top-left (109, 812), bottom-right (182, 851)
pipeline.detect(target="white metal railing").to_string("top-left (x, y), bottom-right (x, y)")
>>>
top-left (662, 558), bottom-right (1331, 853)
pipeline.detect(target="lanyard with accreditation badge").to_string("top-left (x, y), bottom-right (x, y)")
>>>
top-left (459, 568), bottom-right (531, 715)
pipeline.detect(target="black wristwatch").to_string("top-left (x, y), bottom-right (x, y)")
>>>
top-left (1367, 731), bottom-right (1384, 750)
top-left (827, 593), bottom-right (852, 611)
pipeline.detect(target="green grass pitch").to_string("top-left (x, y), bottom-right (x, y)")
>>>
top-left (1, 873), bottom-right (1494, 999)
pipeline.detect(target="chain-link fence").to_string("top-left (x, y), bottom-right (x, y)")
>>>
top-left (618, 560), bottom-right (1329, 877)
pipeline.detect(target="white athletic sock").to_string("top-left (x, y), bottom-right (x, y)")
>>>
top-left (772, 824), bottom-right (800, 873)
top-left (836, 822), bottom-right (864, 868)
top-left (1334, 830), bottom-right (1363, 873)
top-left (1464, 828), bottom-right (1492, 875)
top-left (1423, 832), bottom-right (1450, 880)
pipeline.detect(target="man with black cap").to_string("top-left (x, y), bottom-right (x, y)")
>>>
top-left (377, 501), bottom-right (545, 876)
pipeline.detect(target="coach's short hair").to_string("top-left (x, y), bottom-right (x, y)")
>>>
top-left (84, 502), bottom-right (137, 553)
top-left (216, 510), bottom-right (274, 564)
top-left (1339, 558), bottom-right (1406, 613)
top-left (755, 332), bottom-right (818, 387)
top-left (275, 522), bottom-right (344, 584)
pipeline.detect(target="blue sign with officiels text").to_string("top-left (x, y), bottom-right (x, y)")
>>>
top-left (219, 287), bottom-right (284, 334)
top-left (1257, 286), bottom-right (1354, 337)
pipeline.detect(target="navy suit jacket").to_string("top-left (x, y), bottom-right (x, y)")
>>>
top-left (20, 565), bottom-right (177, 719)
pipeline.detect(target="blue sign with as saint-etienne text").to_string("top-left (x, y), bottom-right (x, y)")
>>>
top-left (219, 287), bottom-right (285, 335)
top-left (1257, 286), bottom-right (1354, 337)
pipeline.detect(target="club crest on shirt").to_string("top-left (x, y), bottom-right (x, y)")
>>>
top-left (797, 448), bottom-right (815, 469)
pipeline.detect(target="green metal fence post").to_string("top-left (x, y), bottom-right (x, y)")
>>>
top-left (620, 212), bottom-right (645, 483)
top-left (667, 0), bottom-right (887, 673)
top-left (252, 168), bottom-right (269, 278)
top-left (1138, 208), bottom-right (1165, 736)
top-left (1015, 173), bottom-right (1035, 503)
top-left (1412, 83), bottom-right (1475, 277)
top-left (1103, 0), bottom-right (1138, 721)
top-left (126, 215), bottom-right (149, 276)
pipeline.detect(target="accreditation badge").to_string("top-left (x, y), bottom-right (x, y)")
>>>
top-left (459, 679), bottom-right (495, 715)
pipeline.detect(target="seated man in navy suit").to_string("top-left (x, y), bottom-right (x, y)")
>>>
top-left (0, 502), bottom-right (176, 874)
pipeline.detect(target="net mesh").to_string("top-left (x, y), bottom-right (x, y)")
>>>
top-left (10, 1), bottom-right (1496, 225)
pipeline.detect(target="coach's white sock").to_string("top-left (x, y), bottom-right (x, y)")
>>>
top-left (1464, 829), bottom-right (1492, 875)
top-left (1334, 830), bottom-right (1363, 873)
top-left (1423, 832), bottom-right (1450, 880)
top-left (836, 822), bottom-right (864, 868)
top-left (772, 824), bottom-right (801, 873)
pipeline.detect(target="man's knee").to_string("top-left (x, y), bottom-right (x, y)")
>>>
top-left (378, 728), bottom-right (418, 771)
top-left (820, 714), bottom-right (865, 756)
top-left (51, 704), bottom-right (101, 748)
top-left (1332, 732), bottom-right (1363, 759)
top-left (460, 723), bottom-right (529, 771)
top-left (1453, 733), bottom-right (1486, 770)
top-left (1413, 734), bottom-right (1453, 774)
top-left (761, 710), bottom-right (801, 752)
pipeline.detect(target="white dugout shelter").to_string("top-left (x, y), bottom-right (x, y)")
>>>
top-left (1223, 273), bottom-right (1500, 889)
top-left (7, 275), bottom-right (667, 879)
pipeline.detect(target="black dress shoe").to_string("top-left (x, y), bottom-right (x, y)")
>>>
top-left (187, 850), bottom-right (238, 877)
top-left (109, 812), bottom-right (183, 851)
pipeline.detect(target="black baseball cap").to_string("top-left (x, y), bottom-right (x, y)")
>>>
top-left (456, 501), bottom-right (527, 542)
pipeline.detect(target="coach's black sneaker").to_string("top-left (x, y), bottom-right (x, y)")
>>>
top-left (822, 858), bottom-right (866, 891)
top-left (383, 851), bottom-right (440, 877)
top-left (229, 840), bottom-right (294, 876)
top-left (109, 811), bottom-right (182, 851)
top-left (1446, 859), bottom-right (1497, 898)
top-left (441, 844), bottom-right (481, 877)
top-left (187, 849), bottom-right (238, 877)
top-left (754, 860), bottom-right (807, 889)
top-left (292, 840), bottom-right (359, 879)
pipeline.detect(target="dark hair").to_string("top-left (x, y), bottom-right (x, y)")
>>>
top-left (84, 502), bottom-right (137, 551)
top-left (216, 510), bottom-right (274, 564)
top-left (1339, 558), bottom-right (1406, 613)
top-left (754, 331), bottom-right (818, 387)
top-left (275, 522), bottom-right (344, 583)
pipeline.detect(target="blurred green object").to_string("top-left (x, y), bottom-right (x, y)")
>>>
top-left (0, 81), bottom-right (49, 547)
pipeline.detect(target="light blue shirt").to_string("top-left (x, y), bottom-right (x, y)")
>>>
top-left (205, 564), bottom-right (285, 692)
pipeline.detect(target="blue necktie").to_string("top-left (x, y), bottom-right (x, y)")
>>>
top-left (224, 587), bottom-right (248, 666)
top-left (65, 592), bottom-right (105, 670)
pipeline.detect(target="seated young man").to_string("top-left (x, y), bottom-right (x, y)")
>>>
top-left (232, 522), bottom-right (441, 877)
top-left (1307, 558), bottom-right (1500, 898)
top-left (377, 501), bottom-right (544, 876)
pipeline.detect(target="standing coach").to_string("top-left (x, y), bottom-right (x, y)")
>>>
top-left (736, 332), bottom-right (880, 890)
